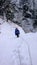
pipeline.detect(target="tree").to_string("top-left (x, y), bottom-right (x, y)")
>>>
top-left (0, 0), bottom-right (15, 21)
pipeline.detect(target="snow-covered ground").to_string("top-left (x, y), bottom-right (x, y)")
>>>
top-left (0, 18), bottom-right (37, 65)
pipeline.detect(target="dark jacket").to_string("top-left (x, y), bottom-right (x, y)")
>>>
top-left (15, 28), bottom-right (20, 36)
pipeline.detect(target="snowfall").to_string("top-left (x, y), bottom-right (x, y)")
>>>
top-left (0, 18), bottom-right (37, 65)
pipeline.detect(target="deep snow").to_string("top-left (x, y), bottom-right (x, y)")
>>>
top-left (0, 18), bottom-right (37, 65)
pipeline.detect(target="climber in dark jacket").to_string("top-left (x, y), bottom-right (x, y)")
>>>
top-left (15, 28), bottom-right (20, 37)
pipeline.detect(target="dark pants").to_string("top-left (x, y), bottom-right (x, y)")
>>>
top-left (17, 34), bottom-right (19, 37)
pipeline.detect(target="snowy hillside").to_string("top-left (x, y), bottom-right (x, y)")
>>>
top-left (0, 18), bottom-right (37, 65)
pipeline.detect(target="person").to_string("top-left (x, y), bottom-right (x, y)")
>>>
top-left (15, 28), bottom-right (20, 38)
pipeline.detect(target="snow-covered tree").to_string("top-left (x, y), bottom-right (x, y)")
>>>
top-left (0, 0), bottom-right (15, 21)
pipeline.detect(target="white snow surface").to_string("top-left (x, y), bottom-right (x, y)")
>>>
top-left (0, 18), bottom-right (37, 65)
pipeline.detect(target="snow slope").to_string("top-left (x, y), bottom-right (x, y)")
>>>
top-left (25, 33), bottom-right (37, 65)
top-left (0, 18), bottom-right (37, 65)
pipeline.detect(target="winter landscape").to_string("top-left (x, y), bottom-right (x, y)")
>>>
top-left (0, 0), bottom-right (37, 65)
